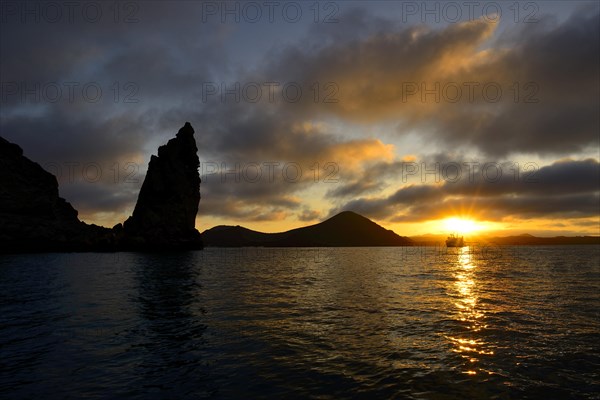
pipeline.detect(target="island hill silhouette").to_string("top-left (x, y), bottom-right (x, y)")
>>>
top-left (202, 211), bottom-right (412, 247)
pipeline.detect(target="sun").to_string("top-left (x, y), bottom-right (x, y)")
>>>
top-left (443, 217), bottom-right (480, 234)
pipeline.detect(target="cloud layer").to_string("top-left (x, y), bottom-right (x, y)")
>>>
top-left (331, 159), bottom-right (600, 222)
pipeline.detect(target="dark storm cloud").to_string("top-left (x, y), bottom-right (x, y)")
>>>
top-left (60, 180), bottom-right (140, 216)
top-left (388, 193), bottom-right (599, 222)
top-left (191, 110), bottom-right (391, 222)
top-left (431, 9), bottom-right (600, 156)
top-left (0, 1), bottom-right (223, 166)
top-left (330, 159), bottom-right (600, 222)
top-left (285, 7), bottom-right (398, 52)
top-left (260, 7), bottom-right (599, 157)
top-left (327, 180), bottom-right (384, 198)
top-left (1, 112), bottom-right (147, 166)
top-left (326, 160), bottom-right (401, 198)
top-left (198, 171), bottom-right (303, 222)
top-left (185, 100), bottom-right (390, 163)
top-left (258, 16), bottom-right (498, 118)
top-left (326, 152), bottom-right (471, 199)
top-left (298, 208), bottom-right (321, 222)
top-left (200, 167), bottom-right (304, 212)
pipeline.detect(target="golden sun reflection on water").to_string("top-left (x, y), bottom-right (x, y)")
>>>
top-left (446, 246), bottom-right (493, 376)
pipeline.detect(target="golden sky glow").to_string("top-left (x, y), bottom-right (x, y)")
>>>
top-left (3, 2), bottom-right (598, 238)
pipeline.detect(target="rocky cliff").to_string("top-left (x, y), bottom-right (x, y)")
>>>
top-left (0, 136), bottom-right (104, 252)
top-left (121, 122), bottom-right (203, 250)
top-left (0, 122), bottom-right (203, 252)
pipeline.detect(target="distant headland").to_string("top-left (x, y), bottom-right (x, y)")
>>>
top-left (202, 211), bottom-right (413, 247)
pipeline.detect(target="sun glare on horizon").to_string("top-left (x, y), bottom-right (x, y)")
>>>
top-left (443, 217), bottom-right (482, 234)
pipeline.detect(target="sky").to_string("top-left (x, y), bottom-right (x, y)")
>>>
top-left (1, 0), bottom-right (599, 236)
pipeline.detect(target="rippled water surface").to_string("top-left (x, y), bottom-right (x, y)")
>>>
top-left (1, 246), bottom-right (599, 399)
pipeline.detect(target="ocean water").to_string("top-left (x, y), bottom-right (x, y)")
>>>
top-left (1, 246), bottom-right (599, 399)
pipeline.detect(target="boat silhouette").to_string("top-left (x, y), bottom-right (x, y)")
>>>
top-left (446, 234), bottom-right (465, 247)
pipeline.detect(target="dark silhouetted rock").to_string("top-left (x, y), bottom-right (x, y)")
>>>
top-left (0, 122), bottom-right (203, 253)
top-left (202, 211), bottom-right (413, 247)
top-left (122, 122), bottom-right (203, 250)
top-left (201, 225), bottom-right (277, 247)
top-left (0, 136), bottom-right (106, 252)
